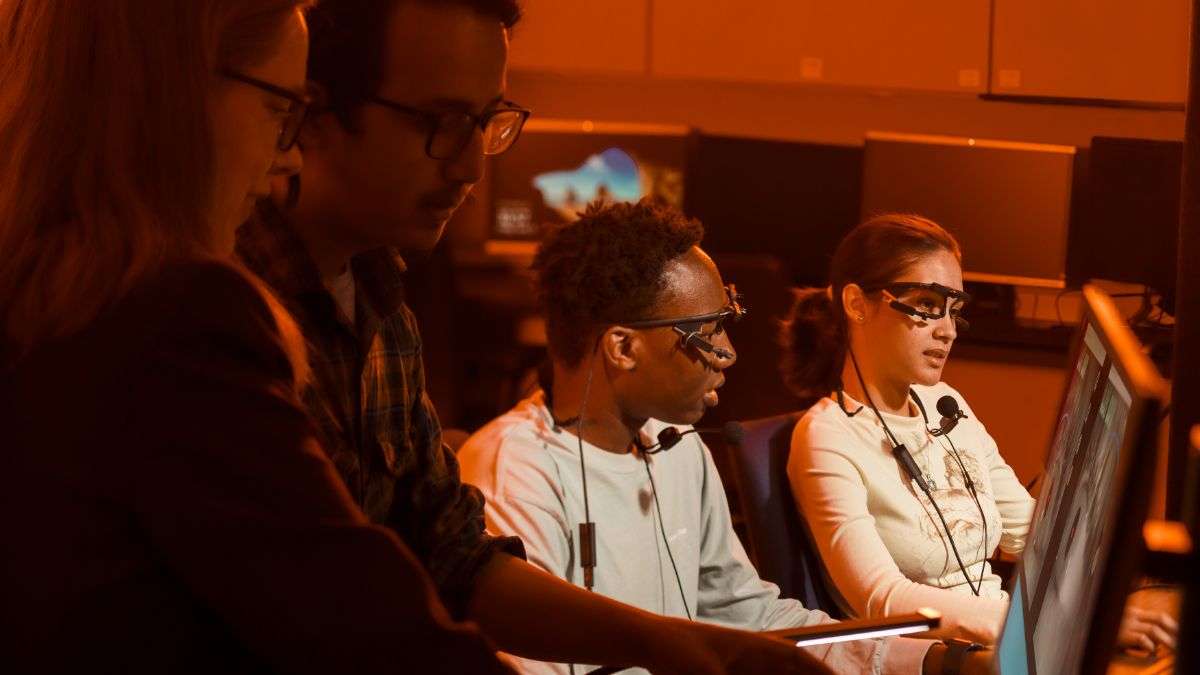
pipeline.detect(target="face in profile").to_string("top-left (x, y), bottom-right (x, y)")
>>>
top-left (618, 247), bottom-right (738, 426)
top-left (310, 2), bottom-right (510, 253)
top-left (209, 8), bottom-right (308, 253)
top-left (860, 248), bottom-right (964, 389)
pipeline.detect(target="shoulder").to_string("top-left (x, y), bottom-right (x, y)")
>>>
top-left (459, 396), bottom-right (565, 499)
top-left (125, 259), bottom-right (295, 382)
top-left (793, 396), bottom-right (855, 444)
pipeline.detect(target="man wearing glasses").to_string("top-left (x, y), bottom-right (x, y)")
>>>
top-left (235, 1), bottom-right (837, 672)
top-left (457, 199), bottom-right (951, 674)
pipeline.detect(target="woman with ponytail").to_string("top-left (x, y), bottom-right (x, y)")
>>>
top-left (780, 214), bottom-right (1175, 651)
top-left (0, 2), bottom-right (510, 671)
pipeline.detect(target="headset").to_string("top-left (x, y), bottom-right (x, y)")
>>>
top-left (840, 345), bottom-right (989, 596)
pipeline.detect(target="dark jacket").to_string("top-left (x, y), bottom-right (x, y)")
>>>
top-left (0, 260), bottom-right (512, 674)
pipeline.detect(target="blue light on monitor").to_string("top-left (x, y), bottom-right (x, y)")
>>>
top-left (997, 578), bottom-right (1029, 675)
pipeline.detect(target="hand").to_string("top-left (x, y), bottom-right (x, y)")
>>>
top-left (1116, 605), bottom-right (1177, 653)
top-left (646, 618), bottom-right (834, 675)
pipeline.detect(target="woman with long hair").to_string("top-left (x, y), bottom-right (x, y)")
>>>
top-left (0, 1), bottom-right (509, 671)
top-left (781, 213), bottom-right (1175, 650)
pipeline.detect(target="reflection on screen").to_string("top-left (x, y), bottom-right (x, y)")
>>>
top-left (996, 320), bottom-right (1133, 674)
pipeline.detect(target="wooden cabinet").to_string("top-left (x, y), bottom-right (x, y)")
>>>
top-left (650, 0), bottom-right (809, 84)
top-left (510, 0), bottom-right (1190, 106)
top-left (991, 0), bottom-right (1190, 104)
top-left (650, 0), bottom-right (989, 93)
top-left (508, 0), bottom-right (648, 76)
top-left (792, 1), bottom-right (989, 93)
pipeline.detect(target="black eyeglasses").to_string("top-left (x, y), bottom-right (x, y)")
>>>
top-left (614, 285), bottom-right (748, 359)
top-left (861, 281), bottom-right (971, 330)
top-left (219, 67), bottom-right (310, 152)
top-left (364, 96), bottom-right (531, 160)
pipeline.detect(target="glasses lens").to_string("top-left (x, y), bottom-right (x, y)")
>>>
top-left (427, 113), bottom-right (476, 160)
top-left (482, 110), bottom-right (527, 155)
top-left (278, 102), bottom-right (308, 152)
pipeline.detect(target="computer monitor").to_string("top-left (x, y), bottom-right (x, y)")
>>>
top-left (995, 285), bottom-right (1168, 674)
top-left (486, 119), bottom-right (690, 255)
top-left (861, 131), bottom-right (1076, 289)
top-left (1071, 137), bottom-right (1182, 307)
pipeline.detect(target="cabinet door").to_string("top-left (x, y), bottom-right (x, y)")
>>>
top-left (793, 0), bottom-right (990, 93)
top-left (651, 0), bottom-right (808, 83)
top-left (509, 0), bottom-right (648, 76)
top-left (651, 0), bottom-right (989, 93)
top-left (991, 0), bottom-right (1190, 104)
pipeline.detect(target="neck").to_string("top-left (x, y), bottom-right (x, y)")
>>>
top-left (841, 351), bottom-right (914, 417)
top-left (549, 361), bottom-right (644, 454)
top-left (271, 178), bottom-right (365, 289)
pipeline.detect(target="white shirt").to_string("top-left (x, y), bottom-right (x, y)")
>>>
top-left (788, 381), bottom-right (1036, 644)
top-left (459, 391), bottom-right (933, 675)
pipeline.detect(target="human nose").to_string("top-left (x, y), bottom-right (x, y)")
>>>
top-left (441, 126), bottom-right (485, 185)
top-left (712, 330), bottom-right (737, 368)
top-left (271, 143), bottom-right (303, 177)
top-left (933, 312), bottom-right (957, 342)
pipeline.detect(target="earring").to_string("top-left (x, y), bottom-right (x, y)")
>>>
top-left (856, 315), bottom-right (866, 322)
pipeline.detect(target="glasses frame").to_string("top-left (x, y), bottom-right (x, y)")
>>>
top-left (364, 96), bottom-right (531, 160)
top-left (219, 67), bottom-right (310, 152)
top-left (862, 281), bottom-right (971, 330)
top-left (611, 285), bottom-right (748, 357)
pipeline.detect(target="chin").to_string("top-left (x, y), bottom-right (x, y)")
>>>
top-left (391, 218), bottom-right (447, 251)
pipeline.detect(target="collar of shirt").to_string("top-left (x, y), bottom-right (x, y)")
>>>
top-left (236, 200), bottom-right (409, 329)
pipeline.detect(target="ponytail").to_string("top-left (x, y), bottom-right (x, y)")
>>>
top-left (779, 286), bottom-right (848, 398)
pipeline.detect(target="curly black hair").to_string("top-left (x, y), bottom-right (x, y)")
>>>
top-left (533, 199), bottom-right (705, 367)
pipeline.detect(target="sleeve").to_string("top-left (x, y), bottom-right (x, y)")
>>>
top-left (788, 414), bottom-right (1009, 645)
top-left (966, 405), bottom-right (1036, 556)
top-left (385, 311), bottom-right (526, 619)
top-left (693, 440), bottom-right (826, 631)
top-left (130, 265), bottom-right (512, 675)
top-left (693, 440), bottom-right (932, 674)
top-left (469, 432), bottom-right (575, 581)
top-left (458, 430), bottom-right (577, 675)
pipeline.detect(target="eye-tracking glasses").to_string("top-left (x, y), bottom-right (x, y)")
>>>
top-left (364, 96), bottom-right (531, 160)
top-left (611, 285), bottom-right (748, 359)
top-left (861, 281), bottom-right (971, 330)
top-left (219, 68), bottom-right (310, 152)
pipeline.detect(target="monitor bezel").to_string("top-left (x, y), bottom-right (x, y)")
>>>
top-left (995, 284), bottom-right (1168, 675)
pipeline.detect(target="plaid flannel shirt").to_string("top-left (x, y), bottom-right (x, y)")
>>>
top-left (236, 204), bottom-right (523, 618)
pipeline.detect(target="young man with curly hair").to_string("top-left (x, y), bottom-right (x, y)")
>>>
top-left (459, 199), bottom-right (986, 675)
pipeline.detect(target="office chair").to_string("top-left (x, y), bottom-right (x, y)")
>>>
top-left (725, 413), bottom-right (844, 617)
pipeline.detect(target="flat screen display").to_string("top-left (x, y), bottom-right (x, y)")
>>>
top-left (861, 132), bottom-right (1076, 288)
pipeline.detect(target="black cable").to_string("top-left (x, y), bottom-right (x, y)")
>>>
top-left (847, 346), bottom-right (981, 596)
top-left (572, 335), bottom-right (605, 592)
top-left (643, 455), bottom-right (692, 621)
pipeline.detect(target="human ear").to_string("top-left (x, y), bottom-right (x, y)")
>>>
top-left (600, 327), bottom-right (639, 372)
top-left (842, 283), bottom-right (868, 323)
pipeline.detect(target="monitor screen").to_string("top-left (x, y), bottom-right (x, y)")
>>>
top-left (861, 131), bottom-right (1076, 288)
top-left (487, 120), bottom-right (689, 253)
top-left (994, 285), bottom-right (1167, 674)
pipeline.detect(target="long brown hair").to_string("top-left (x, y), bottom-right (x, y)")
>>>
top-left (779, 213), bottom-right (962, 397)
top-left (0, 0), bottom-right (310, 369)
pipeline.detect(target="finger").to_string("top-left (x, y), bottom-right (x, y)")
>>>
top-left (1147, 622), bottom-right (1176, 651)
